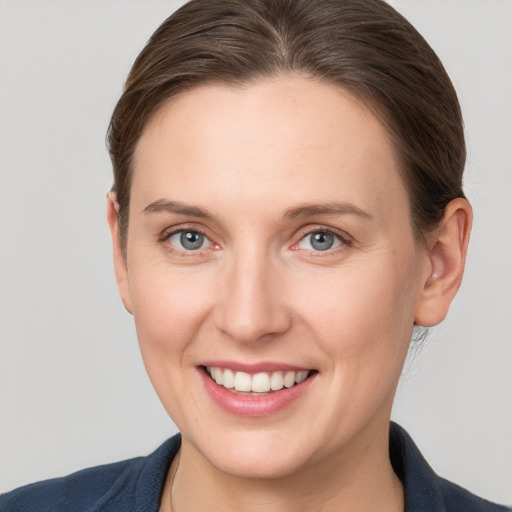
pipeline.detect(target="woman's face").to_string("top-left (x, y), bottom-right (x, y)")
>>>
top-left (114, 76), bottom-right (432, 478)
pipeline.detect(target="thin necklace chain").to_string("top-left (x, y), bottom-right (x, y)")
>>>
top-left (169, 450), bottom-right (181, 512)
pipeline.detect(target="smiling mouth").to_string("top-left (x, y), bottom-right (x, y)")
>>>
top-left (203, 366), bottom-right (315, 395)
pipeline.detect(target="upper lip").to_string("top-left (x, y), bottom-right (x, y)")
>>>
top-left (200, 360), bottom-right (312, 373)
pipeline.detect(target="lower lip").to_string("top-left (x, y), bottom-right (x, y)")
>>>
top-left (198, 368), bottom-right (315, 417)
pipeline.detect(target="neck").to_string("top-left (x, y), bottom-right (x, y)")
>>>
top-left (162, 422), bottom-right (404, 512)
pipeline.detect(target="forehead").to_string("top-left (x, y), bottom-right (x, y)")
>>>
top-left (132, 75), bottom-right (408, 222)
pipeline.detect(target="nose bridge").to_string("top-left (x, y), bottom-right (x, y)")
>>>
top-left (215, 242), bottom-right (290, 344)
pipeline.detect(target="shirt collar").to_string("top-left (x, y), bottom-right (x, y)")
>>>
top-left (390, 422), bottom-right (447, 512)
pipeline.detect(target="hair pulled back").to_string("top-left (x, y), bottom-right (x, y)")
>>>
top-left (107, 0), bottom-right (466, 251)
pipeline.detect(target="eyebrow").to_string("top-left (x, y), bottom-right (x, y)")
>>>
top-left (143, 199), bottom-right (213, 219)
top-left (284, 202), bottom-right (372, 220)
top-left (142, 199), bottom-right (372, 221)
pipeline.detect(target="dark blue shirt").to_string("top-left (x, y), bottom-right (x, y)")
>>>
top-left (1, 423), bottom-right (509, 511)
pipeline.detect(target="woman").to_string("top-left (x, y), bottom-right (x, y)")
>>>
top-left (1, 0), bottom-right (509, 510)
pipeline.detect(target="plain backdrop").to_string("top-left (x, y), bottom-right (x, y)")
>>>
top-left (1, 0), bottom-right (511, 504)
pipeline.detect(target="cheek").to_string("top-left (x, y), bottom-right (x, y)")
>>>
top-left (126, 262), bottom-right (219, 426)
top-left (128, 262), bottom-right (215, 365)
top-left (291, 255), bottom-right (420, 369)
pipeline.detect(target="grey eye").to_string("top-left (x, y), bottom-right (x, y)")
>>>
top-left (310, 232), bottom-right (334, 251)
top-left (297, 231), bottom-right (342, 252)
top-left (169, 230), bottom-right (208, 250)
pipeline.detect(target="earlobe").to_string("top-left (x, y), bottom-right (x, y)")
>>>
top-left (106, 191), bottom-right (133, 315)
top-left (414, 198), bottom-right (472, 327)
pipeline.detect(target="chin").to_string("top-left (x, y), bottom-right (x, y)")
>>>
top-left (210, 449), bottom-right (308, 480)
top-left (189, 426), bottom-right (315, 480)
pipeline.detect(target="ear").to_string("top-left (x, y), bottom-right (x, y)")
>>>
top-left (414, 198), bottom-right (472, 327)
top-left (106, 191), bottom-right (133, 314)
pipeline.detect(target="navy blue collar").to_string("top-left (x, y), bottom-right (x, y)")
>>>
top-left (96, 423), bottom-right (508, 511)
top-left (1, 423), bottom-right (507, 511)
top-left (390, 422), bottom-right (448, 511)
top-left (389, 422), bottom-right (508, 511)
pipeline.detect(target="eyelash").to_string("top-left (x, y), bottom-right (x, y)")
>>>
top-left (159, 225), bottom-right (215, 256)
top-left (159, 225), bottom-right (352, 256)
top-left (292, 226), bottom-right (352, 256)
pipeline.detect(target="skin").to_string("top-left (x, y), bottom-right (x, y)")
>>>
top-left (107, 75), bottom-right (472, 512)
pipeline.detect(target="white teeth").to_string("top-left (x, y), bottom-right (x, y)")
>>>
top-left (206, 367), bottom-right (311, 393)
top-left (270, 372), bottom-right (284, 391)
top-left (283, 371), bottom-right (296, 388)
top-left (251, 372), bottom-right (270, 393)
top-left (295, 370), bottom-right (308, 384)
top-left (234, 371), bottom-right (252, 392)
top-left (213, 367), bottom-right (223, 385)
top-left (223, 369), bottom-right (235, 389)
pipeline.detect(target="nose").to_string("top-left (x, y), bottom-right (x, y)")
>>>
top-left (213, 250), bottom-right (292, 345)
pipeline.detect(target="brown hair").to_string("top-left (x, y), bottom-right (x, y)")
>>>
top-left (107, 0), bottom-right (466, 252)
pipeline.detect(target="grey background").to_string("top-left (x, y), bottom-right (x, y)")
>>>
top-left (1, 0), bottom-right (511, 503)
